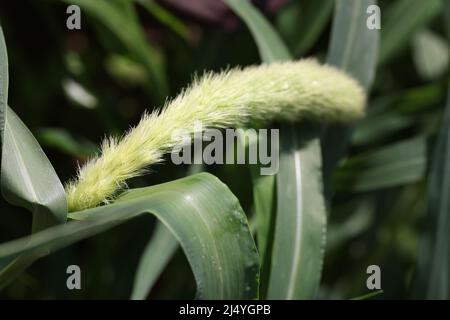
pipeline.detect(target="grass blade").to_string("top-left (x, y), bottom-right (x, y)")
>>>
top-left (379, 0), bottom-right (442, 65)
top-left (293, 0), bottom-right (334, 57)
top-left (35, 127), bottom-right (96, 158)
top-left (225, 0), bottom-right (327, 299)
top-left (326, 0), bottom-right (379, 89)
top-left (224, 0), bottom-right (291, 62)
top-left (224, 0), bottom-right (287, 295)
top-left (350, 289), bottom-right (383, 300)
top-left (133, 0), bottom-right (189, 40)
top-left (276, 0), bottom-right (334, 58)
top-left (0, 26), bottom-right (67, 289)
top-left (130, 139), bottom-right (205, 300)
top-left (321, 0), bottom-right (379, 200)
top-left (130, 222), bottom-right (178, 300)
top-left (268, 123), bottom-right (326, 299)
top-left (412, 84), bottom-right (450, 299)
top-left (1, 109), bottom-right (68, 229)
top-left (0, 173), bottom-right (259, 299)
top-left (335, 136), bottom-right (427, 193)
top-left (0, 26), bottom-right (67, 229)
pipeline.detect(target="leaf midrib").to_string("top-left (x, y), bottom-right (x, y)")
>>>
top-left (285, 147), bottom-right (303, 299)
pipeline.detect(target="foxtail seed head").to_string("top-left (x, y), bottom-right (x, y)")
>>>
top-left (66, 59), bottom-right (366, 212)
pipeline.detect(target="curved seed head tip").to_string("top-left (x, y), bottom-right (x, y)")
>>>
top-left (66, 59), bottom-right (366, 212)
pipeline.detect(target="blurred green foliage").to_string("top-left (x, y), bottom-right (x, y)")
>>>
top-left (0, 0), bottom-right (449, 299)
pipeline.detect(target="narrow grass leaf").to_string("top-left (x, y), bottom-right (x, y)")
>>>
top-left (133, 0), bottom-right (189, 40)
top-left (412, 85), bottom-right (450, 299)
top-left (130, 147), bottom-right (205, 300)
top-left (335, 136), bottom-right (427, 193)
top-left (0, 25), bottom-right (67, 289)
top-left (225, 0), bottom-right (328, 299)
top-left (224, 0), bottom-right (291, 62)
top-left (131, 222), bottom-right (178, 300)
top-left (224, 0), bottom-right (284, 291)
top-left (322, 0), bottom-right (379, 200)
top-left (350, 289), bottom-right (383, 300)
top-left (0, 27), bottom-right (67, 227)
top-left (293, 0), bottom-right (334, 57)
top-left (268, 123), bottom-right (326, 299)
top-left (276, 0), bottom-right (334, 58)
top-left (36, 127), bottom-right (96, 157)
top-left (379, 0), bottom-right (442, 65)
top-left (352, 113), bottom-right (415, 146)
top-left (1, 109), bottom-right (68, 229)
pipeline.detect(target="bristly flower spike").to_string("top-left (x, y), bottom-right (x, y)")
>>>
top-left (65, 59), bottom-right (366, 211)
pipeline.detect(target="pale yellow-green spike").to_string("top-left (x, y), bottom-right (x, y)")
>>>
top-left (66, 59), bottom-right (366, 212)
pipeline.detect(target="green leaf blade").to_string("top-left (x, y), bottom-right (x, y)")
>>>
top-left (327, 0), bottom-right (379, 90)
top-left (335, 136), bottom-right (427, 193)
top-left (380, 0), bottom-right (442, 65)
top-left (268, 123), bottom-right (326, 299)
top-left (130, 222), bottom-right (178, 300)
top-left (2, 109), bottom-right (67, 226)
top-left (322, 0), bottom-right (379, 200)
top-left (0, 25), bottom-right (67, 289)
top-left (224, 0), bottom-right (327, 299)
top-left (412, 84), bottom-right (450, 299)
top-left (0, 173), bottom-right (260, 299)
top-left (0, 26), bottom-right (67, 229)
top-left (224, 0), bottom-right (292, 62)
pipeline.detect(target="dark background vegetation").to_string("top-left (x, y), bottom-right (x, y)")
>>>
top-left (0, 0), bottom-right (449, 299)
